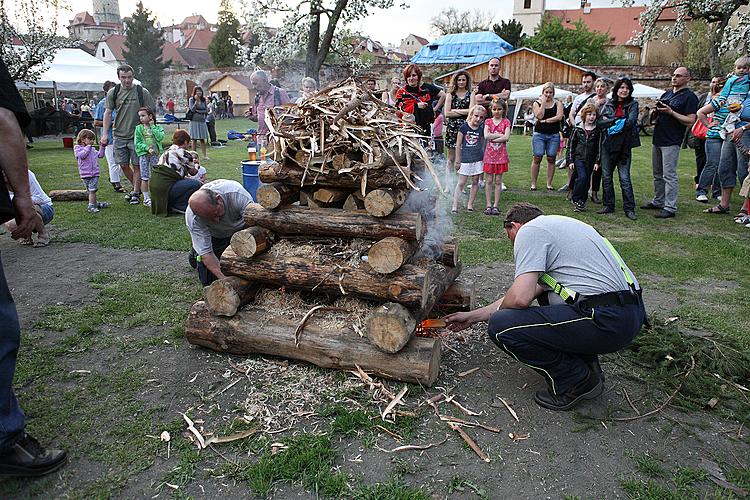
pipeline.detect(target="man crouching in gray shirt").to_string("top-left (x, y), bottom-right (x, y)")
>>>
top-left (186, 179), bottom-right (253, 285)
top-left (445, 202), bottom-right (646, 411)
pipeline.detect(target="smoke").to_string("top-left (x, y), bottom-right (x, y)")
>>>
top-left (400, 153), bottom-right (455, 261)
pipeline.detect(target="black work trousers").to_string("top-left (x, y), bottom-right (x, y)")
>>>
top-left (488, 295), bottom-right (645, 395)
top-left (197, 236), bottom-right (231, 286)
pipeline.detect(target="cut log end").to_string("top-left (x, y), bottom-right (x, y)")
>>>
top-left (230, 226), bottom-right (273, 258)
top-left (256, 183), bottom-right (299, 210)
top-left (366, 302), bottom-right (416, 353)
top-left (364, 188), bottom-right (407, 218)
top-left (204, 277), bottom-right (257, 317)
top-left (368, 237), bottom-right (415, 274)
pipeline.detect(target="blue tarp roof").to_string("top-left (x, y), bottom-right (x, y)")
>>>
top-left (410, 31), bottom-right (513, 65)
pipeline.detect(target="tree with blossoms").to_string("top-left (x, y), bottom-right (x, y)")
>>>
top-left (236, 0), bottom-right (402, 81)
top-left (0, 0), bottom-right (71, 82)
top-left (626, 0), bottom-right (749, 74)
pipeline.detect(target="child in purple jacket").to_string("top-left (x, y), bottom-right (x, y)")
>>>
top-left (74, 129), bottom-right (110, 213)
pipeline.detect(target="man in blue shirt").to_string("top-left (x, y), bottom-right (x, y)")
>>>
top-left (93, 81), bottom-right (125, 192)
top-left (641, 67), bottom-right (698, 218)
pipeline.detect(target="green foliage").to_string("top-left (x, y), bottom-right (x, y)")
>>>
top-left (634, 453), bottom-right (666, 478)
top-left (209, 0), bottom-right (242, 68)
top-left (492, 19), bottom-right (526, 48)
top-left (526, 14), bottom-right (620, 65)
top-left (684, 20), bottom-right (712, 78)
top-left (123, 1), bottom-right (168, 94)
top-left (352, 477), bottom-right (429, 499)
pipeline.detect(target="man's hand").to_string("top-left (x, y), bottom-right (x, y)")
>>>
top-left (444, 311), bottom-right (474, 332)
top-left (416, 101), bottom-right (427, 109)
top-left (732, 127), bottom-right (745, 143)
top-left (100, 135), bottom-right (108, 146)
top-left (593, 163), bottom-right (599, 171)
top-left (10, 196), bottom-right (35, 240)
top-left (499, 89), bottom-right (510, 100)
top-left (568, 163), bottom-right (575, 170)
top-left (656, 104), bottom-right (673, 114)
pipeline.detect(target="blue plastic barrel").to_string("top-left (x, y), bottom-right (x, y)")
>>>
top-left (241, 160), bottom-right (262, 200)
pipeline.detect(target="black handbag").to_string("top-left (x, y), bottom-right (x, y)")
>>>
top-left (185, 109), bottom-right (194, 120)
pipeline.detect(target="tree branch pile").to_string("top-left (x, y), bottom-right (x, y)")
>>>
top-left (185, 81), bottom-right (469, 386)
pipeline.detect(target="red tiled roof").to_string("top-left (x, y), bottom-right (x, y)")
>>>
top-left (70, 11), bottom-right (96, 26)
top-left (546, 7), bottom-right (645, 45)
top-left (411, 34), bottom-right (429, 45)
top-left (101, 33), bottom-right (126, 61)
top-left (181, 15), bottom-right (209, 27)
top-left (162, 41), bottom-right (188, 66)
top-left (181, 28), bottom-right (215, 50)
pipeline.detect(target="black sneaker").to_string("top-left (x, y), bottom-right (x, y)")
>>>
top-left (597, 207), bottom-right (614, 214)
top-left (573, 202), bottom-right (585, 212)
top-left (0, 434), bottom-right (67, 476)
top-left (625, 211), bottom-right (638, 220)
top-left (640, 202), bottom-right (662, 210)
top-left (534, 370), bottom-right (603, 411)
top-left (654, 209), bottom-right (675, 219)
top-left (587, 358), bottom-right (605, 383)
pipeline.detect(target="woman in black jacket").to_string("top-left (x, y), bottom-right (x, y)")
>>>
top-left (566, 103), bottom-right (602, 212)
top-left (597, 78), bottom-right (640, 220)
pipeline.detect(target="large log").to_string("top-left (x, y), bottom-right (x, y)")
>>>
top-left (204, 277), bottom-right (259, 317)
top-left (368, 237), bottom-right (416, 274)
top-left (256, 183), bottom-right (299, 209)
top-left (230, 226), bottom-right (274, 258)
top-left (260, 161), bottom-right (409, 189)
top-left (365, 263), bottom-right (461, 353)
top-left (49, 189), bottom-right (88, 201)
top-left (414, 240), bottom-right (459, 268)
top-left (364, 188), bottom-right (408, 218)
top-left (221, 248), bottom-right (439, 308)
top-left (185, 301), bottom-right (441, 386)
top-left (244, 205), bottom-right (424, 242)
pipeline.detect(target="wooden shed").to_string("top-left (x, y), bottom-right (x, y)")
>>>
top-left (208, 74), bottom-right (255, 115)
top-left (435, 47), bottom-right (590, 87)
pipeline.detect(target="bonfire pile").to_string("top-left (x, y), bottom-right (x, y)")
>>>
top-left (184, 80), bottom-right (474, 387)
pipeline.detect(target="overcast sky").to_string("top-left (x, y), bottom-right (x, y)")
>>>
top-left (57, 0), bottom-right (646, 46)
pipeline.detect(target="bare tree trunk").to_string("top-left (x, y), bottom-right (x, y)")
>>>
top-left (708, 15), bottom-right (730, 76)
top-left (305, 0), bottom-right (348, 80)
top-left (305, 3), bottom-right (321, 81)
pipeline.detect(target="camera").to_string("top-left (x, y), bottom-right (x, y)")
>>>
top-left (656, 100), bottom-right (668, 108)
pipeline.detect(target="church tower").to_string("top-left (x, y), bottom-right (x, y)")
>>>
top-left (513, 0), bottom-right (546, 36)
top-left (93, 0), bottom-right (121, 24)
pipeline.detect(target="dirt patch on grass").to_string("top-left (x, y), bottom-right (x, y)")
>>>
top-left (0, 239), bottom-right (748, 498)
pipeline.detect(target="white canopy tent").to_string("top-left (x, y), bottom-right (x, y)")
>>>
top-left (607, 82), bottom-right (665, 99)
top-left (508, 84), bottom-right (576, 128)
top-left (15, 48), bottom-right (139, 92)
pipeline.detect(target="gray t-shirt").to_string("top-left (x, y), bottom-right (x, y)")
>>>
top-left (513, 215), bottom-right (638, 301)
top-left (185, 179), bottom-right (253, 256)
top-left (105, 84), bottom-right (155, 140)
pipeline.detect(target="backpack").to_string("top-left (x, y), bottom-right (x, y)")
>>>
top-left (112, 84), bottom-right (144, 107)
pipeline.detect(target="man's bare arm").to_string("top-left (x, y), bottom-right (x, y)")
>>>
top-left (0, 108), bottom-right (36, 239)
top-left (200, 253), bottom-right (227, 282)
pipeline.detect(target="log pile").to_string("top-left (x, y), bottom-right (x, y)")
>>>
top-left (185, 80), bottom-right (471, 387)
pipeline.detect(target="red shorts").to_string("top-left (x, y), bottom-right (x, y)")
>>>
top-left (484, 163), bottom-right (508, 175)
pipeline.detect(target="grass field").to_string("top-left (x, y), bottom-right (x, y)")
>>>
top-left (26, 118), bottom-right (750, 342)
top-left (7, 118), bottom-right (750, 497)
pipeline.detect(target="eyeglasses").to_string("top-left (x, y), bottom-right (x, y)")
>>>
top-left (672, 74), bottom-right (689, 78)
top-left (503, 220), bottom-right (514, 229)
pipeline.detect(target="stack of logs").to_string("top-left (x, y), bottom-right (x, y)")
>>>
top-left (185, 80), bottom-right (475, 386)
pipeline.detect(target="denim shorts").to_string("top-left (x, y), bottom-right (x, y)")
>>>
top-left (532, 132), bottom-right (561, 158)
top-left (35, 203), bottom-right (54, 225)
top-left (82, 176), bottom-right (99, 192)
top-left (113, 137), bottom-right (138, 167)
top-left (139, 155), bottom-right (159, 181)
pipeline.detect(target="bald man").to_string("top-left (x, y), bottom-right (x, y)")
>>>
top-left (641, 67), bottom-right (698, 219)
top-left (186, 179), bottom-right (253, 285)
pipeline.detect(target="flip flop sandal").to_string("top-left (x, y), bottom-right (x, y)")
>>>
top-left (467, 208), bottom-right (474, 212)
top-left (484, 207), bottom-right (493, 215)
top-left (451, 209), bottom-right (458, 214)
top-left (703, 205), bottom-right (729, 214)
top-left (491, 207), bottom-right (501, 215)
top-left (112, 183), bottom-right (125, 193)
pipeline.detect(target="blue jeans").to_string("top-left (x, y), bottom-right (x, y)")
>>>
top-left (696, 138), bottom-right (723, 198)
top-left (488, 298), bottom-right (645, 395)
top-left (571, 159), bottom-right (593, 204)
top-left (0, 254), bottom-right (25, 451)
top-left (168, 179), bottom-right (201, 214)
top-left (717, 135), bottom-right (750, 189)
top-left (601, 147), bottom-right (635, 213)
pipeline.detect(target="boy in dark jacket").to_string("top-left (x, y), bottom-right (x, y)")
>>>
top-left (567, 103), bottom-right (602, 212)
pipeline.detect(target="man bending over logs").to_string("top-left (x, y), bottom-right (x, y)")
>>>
top-left (445, 202), bottom-right (646, 411)
top-left (186, 179), bottom-right (253, 285)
